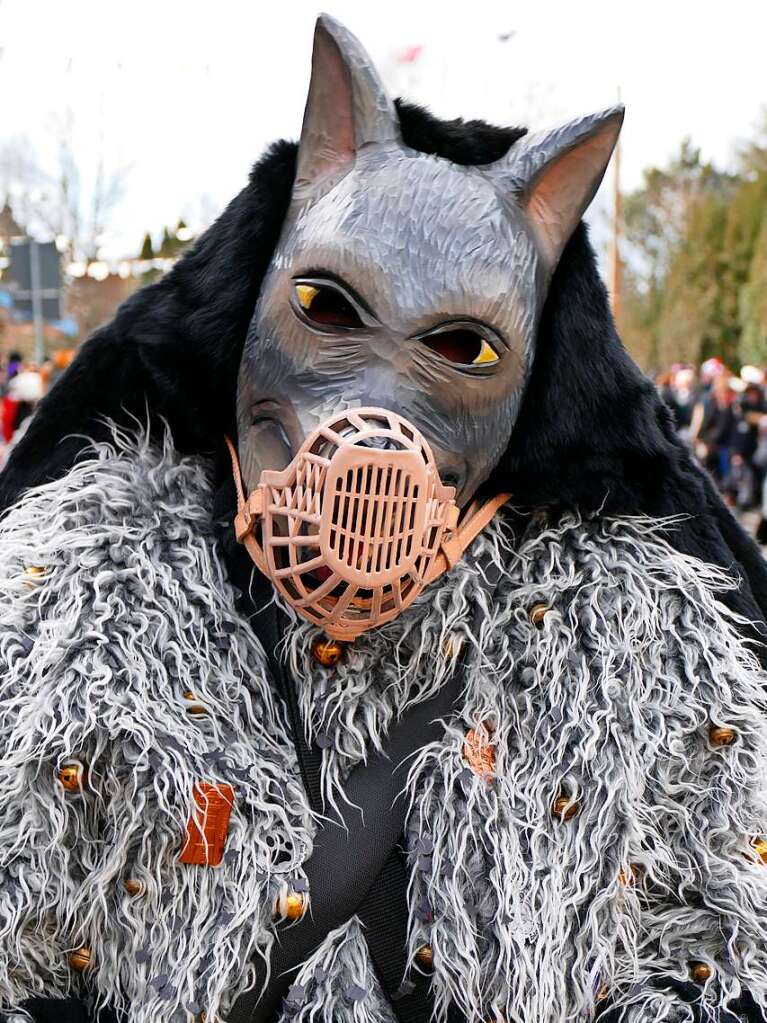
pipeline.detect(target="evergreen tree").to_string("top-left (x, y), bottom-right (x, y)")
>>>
top-left (159, 226), bottom-right (174, 257)
top-left (139, 231), bottom-right (154, 261)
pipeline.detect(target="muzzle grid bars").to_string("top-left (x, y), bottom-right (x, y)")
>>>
top-left (229, 408), bottom-right (511, 641)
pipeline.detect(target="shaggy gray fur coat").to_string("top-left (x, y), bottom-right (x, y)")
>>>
top-left (1, 430), bottom-right (767, 1023)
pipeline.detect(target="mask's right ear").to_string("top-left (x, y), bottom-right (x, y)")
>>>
top-left (294, 14), bottom-right (401, 196)
top-left (487, 106), bottom-right (624, 272)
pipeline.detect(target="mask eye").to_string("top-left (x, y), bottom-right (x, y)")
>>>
top-left (293, 280), bottom-right (364, 329)
top-left (419, 328), bottom-right (500, 367)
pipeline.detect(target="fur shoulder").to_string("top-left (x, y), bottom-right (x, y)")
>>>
top-left (0, 428), bottom-right (313, 1022)
top-left (405, 511), bottom-right (767, 1022)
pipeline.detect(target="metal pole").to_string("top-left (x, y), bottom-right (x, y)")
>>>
top-left (29, 239), bottom-right (45, 365)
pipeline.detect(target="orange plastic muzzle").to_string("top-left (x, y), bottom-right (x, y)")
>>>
top-left (228, 408), bottom-right (510, 641)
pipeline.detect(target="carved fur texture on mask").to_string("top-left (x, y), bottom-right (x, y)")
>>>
top-left (0, 427), bottom-right (313, 1023)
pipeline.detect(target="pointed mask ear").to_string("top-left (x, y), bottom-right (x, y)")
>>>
top-left (491, 105), bottom-right (624, 270)
top-left (295, 14), bottom-right (401, 194)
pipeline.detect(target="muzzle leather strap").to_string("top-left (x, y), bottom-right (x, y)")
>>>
top-left (425, 489), bottom-right (513, 579)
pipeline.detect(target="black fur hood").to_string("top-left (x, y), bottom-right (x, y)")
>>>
top-left (2, 101), bottom-right (766, 632)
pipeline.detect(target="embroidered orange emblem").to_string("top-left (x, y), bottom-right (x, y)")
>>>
top-left (463, 724), bottom-right (495, 780)
top-left (179, 782), bottom-right (235, 867)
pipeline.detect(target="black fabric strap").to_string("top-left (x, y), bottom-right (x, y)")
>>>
top-left (264, 592), bottom-right (445, 1022)
top-left (228, 667), bottom-right (463, 1023)
top-left (355, 850), bottom-right (438, 1022)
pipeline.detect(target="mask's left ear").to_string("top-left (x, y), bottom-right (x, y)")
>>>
top-left (487, 106), bottom-right (624, 270)
top-left (293, 13), bottom-right (401, 199)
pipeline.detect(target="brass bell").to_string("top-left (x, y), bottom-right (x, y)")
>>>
top-left (708, 725), bottom-right (736, 747)
top-left (275, 889), bottom-right (306, 921)
top-left (618, 864), bottom-right (641, 886)
top-left (57, 761), bottom-right (85, 792)
top-left (552, 794), bottom-right (579, 821)
top-left (183, 691), bottom-right (208, 715)
top-left (752, 837), bottom-right (767, 863)
top-left (69, 946), bottom-right (92, 972)
top-left (442, 636), bottom-right (464, 660)
top-left (528, 603), bottom-right (550, 627)
top-left (311, 636), bottom-right (345, 668)
top-left (24, 565), bottom-right (46, 580)
top-left (689, 961), bottom-right (712, 984)
top-left (415, 944), bottom-right (434, 969)
top-left (123, 879), bottom-right (145, 897)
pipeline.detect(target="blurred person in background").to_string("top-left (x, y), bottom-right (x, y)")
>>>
top-left (667, 364), bottom-right (698, 440)
top-left (4, 351), bottom-right (22, 387)
top-left (753, 413), bottom-right (767, 543)
top-left (46, 347), bottom-right (76, 389)
top-left (728, 377), bottom-right (765, 509)
top-left (3, 362), bottom-right (43, 443)
top-left (693, 371), bottom-right (736, 488)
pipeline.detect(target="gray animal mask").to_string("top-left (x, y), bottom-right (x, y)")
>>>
top-left (230, 14), bottom-right (623, 639)
top-left (236, 14), bottom-right (623, 507)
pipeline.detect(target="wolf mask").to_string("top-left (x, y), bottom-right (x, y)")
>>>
top-left (230, 15), bottom-right (623, 637)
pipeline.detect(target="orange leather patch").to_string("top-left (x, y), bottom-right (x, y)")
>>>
top-left (463, 725), bottom-right (495, 780)
top-left (179, 782), bottom-right (235, 867)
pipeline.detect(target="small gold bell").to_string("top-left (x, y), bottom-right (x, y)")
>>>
top-left (311, 636), bottom-right (345, 668)
top-left (183, 691), bottom-right (208, 715)
top-left (57, 761), bottom-right (85, 792)
top-left (618, 864), bottom-right (641, 886)
top-left (24, 565), bottom-right (46, 580)
top-left (123, 879), bottom-right (145, 897)
top-left (552, 794), bottom-right (579, 821)
top-left (528, 603), bottom-right (550, 627)
top-left (275, 889), bottom-right (306, 921)
top-left (752, 837), bottom-right (767, 863)
top-left (69, 946), bottom-right (92, 972)
top-left (415, 944), bottom-right (434, 969)
top-left (442, 636), bottom-right (464, 660)
top-left (708, 725), bottom-right (736, 747)
top-left (689, 961), bottom-right (712, 984)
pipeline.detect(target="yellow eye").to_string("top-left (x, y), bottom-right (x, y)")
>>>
top-left (473, 338), bottom-right (499, 365)
top-left (419, 329), bottom-right (500, 367)
top-left (295, 284), bottom-right (319, 310)
top-left (293, 281), bottom-right (364, 328)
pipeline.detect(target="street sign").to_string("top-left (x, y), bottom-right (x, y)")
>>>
top-left (8, 240), bottom-right (62, 322)
top-left (7, 239), bottom-right (62, 362)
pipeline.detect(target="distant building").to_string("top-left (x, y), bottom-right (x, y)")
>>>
top-left (65, 273), bottom-right (138, 341)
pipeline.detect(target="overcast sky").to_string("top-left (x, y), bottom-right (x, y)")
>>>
top-left (2, 0), bottom-right (766, 260)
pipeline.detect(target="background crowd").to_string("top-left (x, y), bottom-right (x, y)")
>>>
top-left (0, 349), bottom-right (73, 464)
top-left (657, 359), bottom-right (767, 540)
